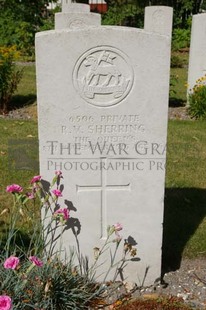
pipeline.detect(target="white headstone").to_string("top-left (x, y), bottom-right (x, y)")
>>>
top-left (55, 0), bottom-right (101, 30)
top-left (187, 13), bottom-right (206, 98)
top-left (36, 8), bottom-right (172, 286)
top-left (144, 6), bottom-right (173, 37)
top-left (62, 0), bottom-right (89, 13)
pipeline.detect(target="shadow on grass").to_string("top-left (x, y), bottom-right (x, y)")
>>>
top-left (162, 187), bottom-right (206, 275)
top-left (0, 226), bottom-right (39, 256)
top-left (8, 94), bottom-right (36, 110)
top-left (169, 98), bottom-right (186, 107)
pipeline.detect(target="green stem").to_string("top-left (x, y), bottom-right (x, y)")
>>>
top-left (5, 194), bottom-right (18, 256)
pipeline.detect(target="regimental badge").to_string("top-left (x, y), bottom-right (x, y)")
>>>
top-left (73, 46), bottom-right (134, 107)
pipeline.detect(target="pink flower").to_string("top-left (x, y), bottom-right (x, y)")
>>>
top-left (6, 184), bottom-right (23, 193)
top-left (30, 175), bottom-right (41, 184)
top-left (29, 256), bottom-right (43, 267)
top-left (52, 189), bottom-right (62, 197)
top-left (113, 223), bottom-right (123, 232)
top-left (26, 192), bottom-right (35, 199)
top-left (54, 208), bottom-right (70, 220)
top-left (0, 295), bottom-right (12, 310)
top-left (3, 256), bottom-right (20, 270)
top-left (55, 170), bottom-right (62, 177)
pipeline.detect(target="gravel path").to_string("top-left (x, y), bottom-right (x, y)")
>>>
top-left (100, 259), bottom-right (206, 309)
top-left (137, 258), bottom-right (206, 309)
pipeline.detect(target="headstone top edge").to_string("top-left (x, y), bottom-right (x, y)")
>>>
top-left (55, 11), bottom-right (99, 16)
top-left (62, 3), bottom-right (90, 13)
top-left (145, 5), bottom-right (173, 10)
top-left (193, 12), bottom-right (206, 18)
top-left (36, 26), bottom-right (170, 39)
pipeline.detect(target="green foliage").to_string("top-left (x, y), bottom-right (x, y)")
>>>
top-left (105, 0), bottom-right (201, 28)
top-left (0, 12), bottom-right (34, 55)
top-left (39, 5), bottom-right (61, 32)
top-left (188, 76), bottom-right (206, 120)
top-left (0, 0), bottom-right (58, 56)
top-left (0, 256), bottom-right (100, 310)
top-left (170, 54), bottom-right (188, 105)
top-left (0, 175), bottom-right (101, 309)
top-left (172, 28), bottom-right (191, 51)
top-left (102, 1), bottom-right (144, 27)
top-left (0, 174), bottom-right (138, 309)
top-left (201, 0), bottom-right (206, 11)
top-left (170, 74), bottom-right (178, 98)
top-left (0, 0), bottom-right (51, 28)
top-left (0, 46), bottom-right (23, 113)
top-left (171, 54), bottom-right (186, 68)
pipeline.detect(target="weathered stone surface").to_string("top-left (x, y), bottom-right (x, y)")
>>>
top-left (188, 14), bottom-right (206, 98)
top-left (36, 8), bottom-right (172, 286)
top-left (144, 6), bottom-right (173, 37)
top-left (55, 0), bottom-right (100, 29)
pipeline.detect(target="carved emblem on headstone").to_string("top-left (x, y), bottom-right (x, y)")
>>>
top-left (152, 9), bottom-right (164, 26)
top-left (69, 19), bottom-right (87, 29)
top-left (73, 46), bottom-right (134, 107)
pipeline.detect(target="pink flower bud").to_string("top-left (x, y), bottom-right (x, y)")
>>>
top-left (52, 189), bottom-right (63, 197)
top-left (29, 256), bottom-right (43, 267)
top-left (113, 222), bottom-right (123, 232)
top-left (26, 192), bottom-right (35, 199)
top-left (55, 170), bottom-right (63, 177)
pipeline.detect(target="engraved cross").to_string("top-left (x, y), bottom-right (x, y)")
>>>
top-left (76, 158), bottom-right (131, 239)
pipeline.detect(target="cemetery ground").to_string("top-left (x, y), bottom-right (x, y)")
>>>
top-left (1, 53), bottom-right (206, 309)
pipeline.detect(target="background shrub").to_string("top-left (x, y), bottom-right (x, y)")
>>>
top-left (0, 46), bottom-right (23, 113)
top-left (171, 54), bottom-right (186, 68)
top-left (172, 28), bottom-right (191, 51)
top-left (188, 77), bottom-right (206, 119)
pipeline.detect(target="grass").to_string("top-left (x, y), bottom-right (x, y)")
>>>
top-left (166, 120), bottom-right (206, 188)
top-left (0, 119), bottom-right (206, 265)
top-left (0, 119), bottom-right (38, 238)
top-left (14, 51), bottom-right (189, 110)
top-left (163, 120), bottom-right (206, 271)
top-left (170, 51), bottom-right (188, 105)
top-left (170, 67), bottom-right (188, 105)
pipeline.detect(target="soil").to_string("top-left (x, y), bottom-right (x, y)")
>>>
top-left (134, 258), bottom-right (206, 309)
top-left (0, 104), bottom-right (192, 121)
top-left (100, 258), bottom-right (206, 309)
top-left (168, 106), bottom-right (192, 121)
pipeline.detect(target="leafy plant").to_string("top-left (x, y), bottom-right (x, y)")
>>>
top-left (0, 46), bottom-right (23, 113)
top-left (0, 172), bottom-right (138, 309)
top-left (188, 75), bottom-right (206, 119)
top-left (171, 54), bottom-right (186, 68)
top-left (170, 74), bottom-right (179, 98)
top-left (0, 1), bottom-right (58, 57)
top-left (172, 28), bottom-right (191, 51)
top-left (0, 255), bottom-right (101, 310)
top-left (102, 2), bottom-right (143, 27)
